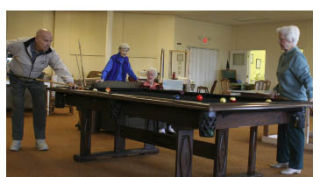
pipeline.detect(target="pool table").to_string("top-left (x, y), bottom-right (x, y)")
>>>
top-left (49, 87), bottom-right (311, 177)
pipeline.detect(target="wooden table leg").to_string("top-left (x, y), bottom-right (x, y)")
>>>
top-left (175, 129), bottom-right (194, 177)
top-left (247, 126), bottom-right (262, 177)
top-left (144, 119), bottom-right (156, 150)
top-left (91, 111), bottom-right (97, 133)
top-left (225, 127), bottom-right (262, 177)
top-left (74, 108), bottom-right (92, 161)
top-left (214, 129), bottom-right (229, 177)
top-left (114, 115), bottom-right (125, 153)
top-left (263, 125), bottom-right (269, 136)
top-left (248, 126), bottom-right (257, 175)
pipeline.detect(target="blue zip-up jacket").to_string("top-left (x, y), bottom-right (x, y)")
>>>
top-left (101, 53), bottom-right (137, 81)
top-left (274, 47), bottom-right (313, 101)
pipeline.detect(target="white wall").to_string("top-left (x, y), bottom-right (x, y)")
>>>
top-left (6, 11), bottom-right (54, 40)
top-left (53, 11), bottom-right (108, 79)
top-left (112, 12), bottom-right (175, 78)
top-left (174, 17), bottom-right (233, 93)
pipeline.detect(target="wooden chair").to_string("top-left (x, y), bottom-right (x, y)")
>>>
top-left (254, 80), bottom-right (271, 90)
top-left (87, 71), bottom-right (102, 78)
top-left (220, 79), bottom-right (230, 95)
top-left (210, 80), bottom-right (218, 94)
top-left (196, 80), bottom-right (218, 94)
top-left (197, 86), bottom-right (209, 93)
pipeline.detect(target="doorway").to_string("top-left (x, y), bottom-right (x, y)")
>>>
top-left (247, 50), bottom-right (266, 84)
top-left (230, 50), bottom-right (266, 84)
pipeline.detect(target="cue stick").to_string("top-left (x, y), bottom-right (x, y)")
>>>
top-left (170, 50), bottom-right (172, 78)
top-left (160, 48), bottom-right (164, 82)
top-left (78, 40), bottom-right (86, 87)
top-left (75, 54), bottom-right (84, 87)
top-left (35, 78), bottom-right (70, 87)
top-left (184, 49), bottom-right (188, 77)
top-left (7, 72), bottom-right (70, 87)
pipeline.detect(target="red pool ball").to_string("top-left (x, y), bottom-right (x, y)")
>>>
top-left (105, 87), bottom-right (111, 93)
top-left (196, 94), bottom-right (203, 101)
top-left (230, 97), bottom-right (237, 102)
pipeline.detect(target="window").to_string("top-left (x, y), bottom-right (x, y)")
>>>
top-left (232, 53), bottom-right (245, 65)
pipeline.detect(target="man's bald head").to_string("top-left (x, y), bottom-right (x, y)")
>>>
top-left (35, 28), bottom-right (53, 52)
top-left (36, 28), bottom-right (52, 37)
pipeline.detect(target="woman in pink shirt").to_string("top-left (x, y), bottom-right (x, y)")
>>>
top-left (141, 68), bottom-right (162, 90)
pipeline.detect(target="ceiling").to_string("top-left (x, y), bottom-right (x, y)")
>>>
top-left (124, 11), bottom-right (313, 26)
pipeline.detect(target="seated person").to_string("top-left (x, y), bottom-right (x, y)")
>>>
top-left (101, 43), bottom-right (137, 81)
top-left (141, 67), bottom-right (161, 90)
top-left (142, 68), bottom-right (175, 134)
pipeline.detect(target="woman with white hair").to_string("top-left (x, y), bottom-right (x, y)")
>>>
top-left (141, 67), bottom-right (161, 89)
top-left (271, 25), bottom-right (313, 175)
top-left (141, 68), bottom-right (175, 134)
top-left (101, 43), bottom-right (137, 81)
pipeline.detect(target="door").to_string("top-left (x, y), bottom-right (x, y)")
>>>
top-left (189, 47), bottom-right (218, 90)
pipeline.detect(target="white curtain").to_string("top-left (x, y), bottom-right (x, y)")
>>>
top-left (189, 47), bottom-right (218, 91)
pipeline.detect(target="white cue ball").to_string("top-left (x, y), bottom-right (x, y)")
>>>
top-left (93, 88), bottom-right (98, 91)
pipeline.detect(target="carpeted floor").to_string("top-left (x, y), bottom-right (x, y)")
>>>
top-left (6, 108), bottom-right (313, 177)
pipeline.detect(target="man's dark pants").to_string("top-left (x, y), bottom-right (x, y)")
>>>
top-left (9, 74), bottom-right (46, 140)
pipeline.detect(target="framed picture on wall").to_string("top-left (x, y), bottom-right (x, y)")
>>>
top-left (170, 50), bottom-right (187, 78)
top-left (256, 58), bottom-right (261, 69)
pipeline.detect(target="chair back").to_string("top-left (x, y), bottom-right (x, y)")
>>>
top-left (254, 80), bottom-right (271, 90)
top-left (221, 79), bottom-right (230, 94)
top-left (210, 80), bottom-right (218, 94)
top-left (87, 71), bottom-right (102, 78)
top-left (197, 86), bottom-right (209, 93)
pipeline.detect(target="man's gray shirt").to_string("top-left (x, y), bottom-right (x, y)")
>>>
top-left (7, 38), bottom-right (74, 83)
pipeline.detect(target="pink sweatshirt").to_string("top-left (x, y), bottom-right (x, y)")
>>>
top-left (142, 81), bottom-right (160, 90)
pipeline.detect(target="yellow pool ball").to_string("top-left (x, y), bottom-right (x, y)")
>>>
top-left (220, 97), bottom-right (227, 103)
top-left (265, 99), bottom-right (272, 103)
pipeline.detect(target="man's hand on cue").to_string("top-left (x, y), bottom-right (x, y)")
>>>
top-left (68, 83), bottom-right (78, 89)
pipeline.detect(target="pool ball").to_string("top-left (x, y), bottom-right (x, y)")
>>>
top-left (93, 88), bottom-right (98, 92)
top-left (230, 97), bottom-right (237, 102)
top-left (220, 97), bottom-right (227, 103)
top-left (265, 99), bottom-right (272, 103)
top-left (105, 87), bottom-right (111, 93)
top-left (174, 94), bottom-right (181, 100)
top-left (196, 94), bottom-right (203, 101)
